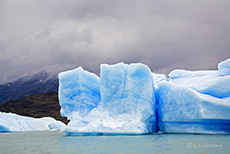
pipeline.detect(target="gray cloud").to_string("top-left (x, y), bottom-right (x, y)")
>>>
top-left (0, 0), bottom-right (230, 84)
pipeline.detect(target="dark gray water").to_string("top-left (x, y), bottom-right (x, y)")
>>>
top-left (0, 131), bottom-right (229, 154)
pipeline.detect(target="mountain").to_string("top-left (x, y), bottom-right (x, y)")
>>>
top-left (0, 71), bottom-right (58, 104)
top-left (0, 92), bottom-right (69, 124)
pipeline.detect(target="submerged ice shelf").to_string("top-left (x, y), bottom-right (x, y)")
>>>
top-left (59, 59), bottom-right (230, 135)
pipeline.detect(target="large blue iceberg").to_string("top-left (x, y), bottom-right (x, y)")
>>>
top-left (59, 59), bottom-right (230, 135)
top-left (59, 63), bottom-right (156, 135)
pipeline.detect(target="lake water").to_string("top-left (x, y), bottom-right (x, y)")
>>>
top-left (0, 131), bottom-right (229, 154)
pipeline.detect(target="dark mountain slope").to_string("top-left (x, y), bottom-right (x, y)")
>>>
top-left (0, 92), bottom-right (68, 124)
top-left (0, 71), bottom-right (58, 104)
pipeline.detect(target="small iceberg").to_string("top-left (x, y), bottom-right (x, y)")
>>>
top-left (0, 112), bottom-right (66, 132)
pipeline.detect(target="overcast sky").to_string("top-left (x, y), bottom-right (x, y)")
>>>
top-left (0, 0), bottom-right (230, 84)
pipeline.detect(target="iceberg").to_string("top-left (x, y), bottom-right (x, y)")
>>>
top-left (59, 63), bottom-right (156, 135)
top-left (0, 112), bottom-right (66, 132)
top-left (58, 58), bottom-right (230, 135)
top-left (157, 61), bottom-right (230, 134)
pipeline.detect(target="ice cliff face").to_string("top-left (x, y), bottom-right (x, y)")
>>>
top-left (56, 59), bottom-right (230, 135)
top-left (58, 67), bottom-right (101, 120)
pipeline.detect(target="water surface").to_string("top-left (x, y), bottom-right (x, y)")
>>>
top-left (0, 131), bottom-right (229, 154)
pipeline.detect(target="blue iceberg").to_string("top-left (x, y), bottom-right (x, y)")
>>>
top-left (59, 63), bottom-right (156, 135)
top-left (59, 59), bottom-right (230, 135)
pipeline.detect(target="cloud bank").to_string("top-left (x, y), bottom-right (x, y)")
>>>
top-left (0, 0), bottom-right (230, 84)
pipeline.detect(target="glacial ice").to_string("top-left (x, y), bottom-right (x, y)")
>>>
top-left (60, 63), bottom-right (156, 135)
top-left (157, 63), bottom-right (230, 134)
top-left (58, 59), bottom-right (230, 135)
top-left (58, 67), bottom-right (101, 120)
top-left (218, 59), bottom-right (230, 76)
top-left (99, 63), bottom-right (156, 133)
top-left (0, 112), bottom-right (66, 132)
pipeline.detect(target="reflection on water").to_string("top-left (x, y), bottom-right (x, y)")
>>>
top-left (0, 131), bottom-right (229, 154)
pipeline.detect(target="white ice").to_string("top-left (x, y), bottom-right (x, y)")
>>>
top-left (0, 112), bottom-right (66, 132)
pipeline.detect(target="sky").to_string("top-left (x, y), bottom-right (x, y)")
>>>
top-left (0, 0), bottom-right (230, 84)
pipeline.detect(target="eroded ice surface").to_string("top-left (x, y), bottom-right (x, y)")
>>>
top-left (60, 63), bottom-right (156, 135)
top-left (0, 112), bottom-right (66, 132)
